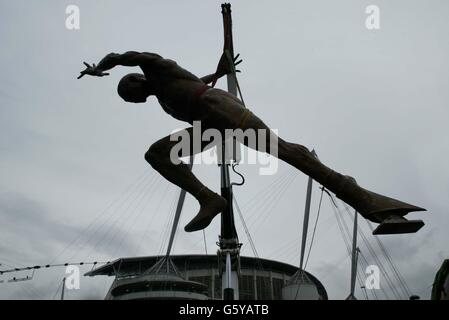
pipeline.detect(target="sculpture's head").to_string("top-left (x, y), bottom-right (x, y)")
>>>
top-left (117, 73), bottom-right (152, 103)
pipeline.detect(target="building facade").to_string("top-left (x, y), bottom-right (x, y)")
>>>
top-left (85, 255), bottom-right (328, 300)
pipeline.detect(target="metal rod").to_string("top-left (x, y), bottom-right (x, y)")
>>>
top-left (60, 277), bottom-right (66, 300)
top-left (350, 210), bottom-right (359, 297)
top-left (226, 253), bottom-right (232, 288)
top-left (299, 149), bottom-right (317, 271)
top-left (165, 156), bottom-right (194, 257)
top-left (299, 175), bottom-right (313, 270)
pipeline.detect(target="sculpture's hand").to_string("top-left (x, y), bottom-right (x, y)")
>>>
top-left (215, 52), bottom-right (242, 78)
top-left (77, 62), bottom-right (110, 79)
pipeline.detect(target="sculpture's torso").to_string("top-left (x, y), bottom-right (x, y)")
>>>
top-left (141, 62), bottom-right (209, 124)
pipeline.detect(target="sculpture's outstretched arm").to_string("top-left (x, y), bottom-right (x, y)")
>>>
top-left (77, 51), bottom-right (163, 79)
top-left (200, 52), bottom-right (242, 85)
top-left (200, 73), bottom-right (220, 85)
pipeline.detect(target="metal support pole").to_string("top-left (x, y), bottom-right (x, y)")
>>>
top-left (60, 277), bottom-right (66, 300)
top-left (299, 149), bottom-right (317, 271)
top-left (218, 3), bottom-right (240, 301)
top-left (299, 175), bottom-right (313, 271)
top-left (349, 210), bottom-right (359, 299)
top-left (223, 253), bottom-right (234, 300)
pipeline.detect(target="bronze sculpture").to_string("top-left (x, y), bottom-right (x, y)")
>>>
top-left (78, 51), bottom-right (425, 234)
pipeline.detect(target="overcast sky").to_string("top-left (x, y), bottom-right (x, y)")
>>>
top-left (1, 0), bottom-right (448, 300)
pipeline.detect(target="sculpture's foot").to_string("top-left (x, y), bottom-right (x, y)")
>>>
top-left (373, 215), bottom-right (425, 235)
top-left (184, 193), bottom-right (227, 232)
top-left (335, 175), bottom-right (426, 235)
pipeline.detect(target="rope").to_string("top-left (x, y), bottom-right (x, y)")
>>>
top-left (134, 178), bottom-right (170, 256)
top-left (106, 174), bottom-right (161, 259)
top-left (65, 172), bottom-right (153, 262)
top-left (304, 187), bottom-right (324, 269)
top-left (0, 261), bottom-right (107, 275)
top-left (51, 279), bottom-right (63, 300)
top-left (365, 219), bottom-right (412, 297)
top-left (233, 195), bottom-right (259, 258)
top-left (162, 186), bottom-right (182, 256)
top-left (157, 184), bottom-right (177, 255)
top-left (324, 191), bottom-right (372, 299)
top-left (336, 201), bottom-right (397, 298)
top-left (294, 186), bottom-right (324, 300)
top-left (359, 250), bottom-right (382, 300)
top-left (341, 203), bottom-right (403, 299)
top-left (190, 169), bottom-right (296, 250)
top-left (81, 173), bottom-right (156, 261)
top-left (250, 173), bottom-right (298, 234)
top-left (110, 175), bottom-right (162, 258)
top-left (49, 170), bottom-right (149, 265)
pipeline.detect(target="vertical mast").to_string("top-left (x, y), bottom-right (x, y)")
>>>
top-left (347, 210), bottom-right (359, 300)
top-left (166, 158), bottom-right (194, 257)
top-left (299, 150), bottom-right (317, 271)
top-left (219, 3), bottom-right (240, 300)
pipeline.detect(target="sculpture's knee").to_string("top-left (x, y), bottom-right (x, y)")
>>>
top-left (144, 148), bottom-right (156, 167)
top-left (145, 143), bottom-right (167, 168)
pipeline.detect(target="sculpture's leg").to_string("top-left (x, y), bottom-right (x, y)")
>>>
top-left (238, 111), bottom-right (425, 234)
top-left (145, 127), bottom-right (227, 232)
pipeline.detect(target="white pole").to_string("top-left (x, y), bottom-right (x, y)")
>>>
top-left (226, 253), bottom-right (232, 288)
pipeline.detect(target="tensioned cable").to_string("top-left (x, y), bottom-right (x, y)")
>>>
top-left (96, 174), bottom-right (157, 258)
top-left (239, 170), bottom-right (296, 223)
top-left (246, 173), bottom-right (297, 237)
top-left (63, 171), bottom-right (153, 262)
top-left (51, 279), bottom-right (63, 300)
top-left (342, 203), bottom-right (410, 298)
top-left (103, 176), bottom-right (160, 259)
top-left (109, 175), bottom-right (163, 259)
top-left (233, 196), bottom-right (271, 291)
top-left (35, 173), bottom-right (155, 299)
top-left (233, 195), bottom-right (259, 258)
top-left (246, 173), bottom-right (295, 231)
top-left (160, 187), bottom-right (182, 256)
top-left (294, 186), bottom-right (324, 300)
top-left (234, 195), bottom-right (268, 281)
top-left (304, 187), bottom-right (325, 270)
top-left (358, 250), bottom-right (382, 300)
top-left (336, 201), bottom-right (401, 300)
top-left (133, 179), bottom-right (171, 256)
top-left (0, 261), bottom-right (107, 275)
top-left (364, 217), bottom-right (412, 297)
top-left (250, 173), bottom-right (298, 235)
top-left (0, 259), bottom-right (41, 298)
top-left (325, 192), bottom-right (372, 299)
top-left (189, 169), bottom-right (296, 250)
top-left (49, 169), bottom-right (150, 264)
top-left (337, 201), bottom-right (400, 299)
top-left (81, 173), bottom-right (157, 261)
top-left (158, 185), bottom-right (178, 255)
top-left (340, 203), bottom-right (403, 300)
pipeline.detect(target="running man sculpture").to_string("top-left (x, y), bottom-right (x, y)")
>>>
top-left (78, 51), bottom-right (425, 235)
